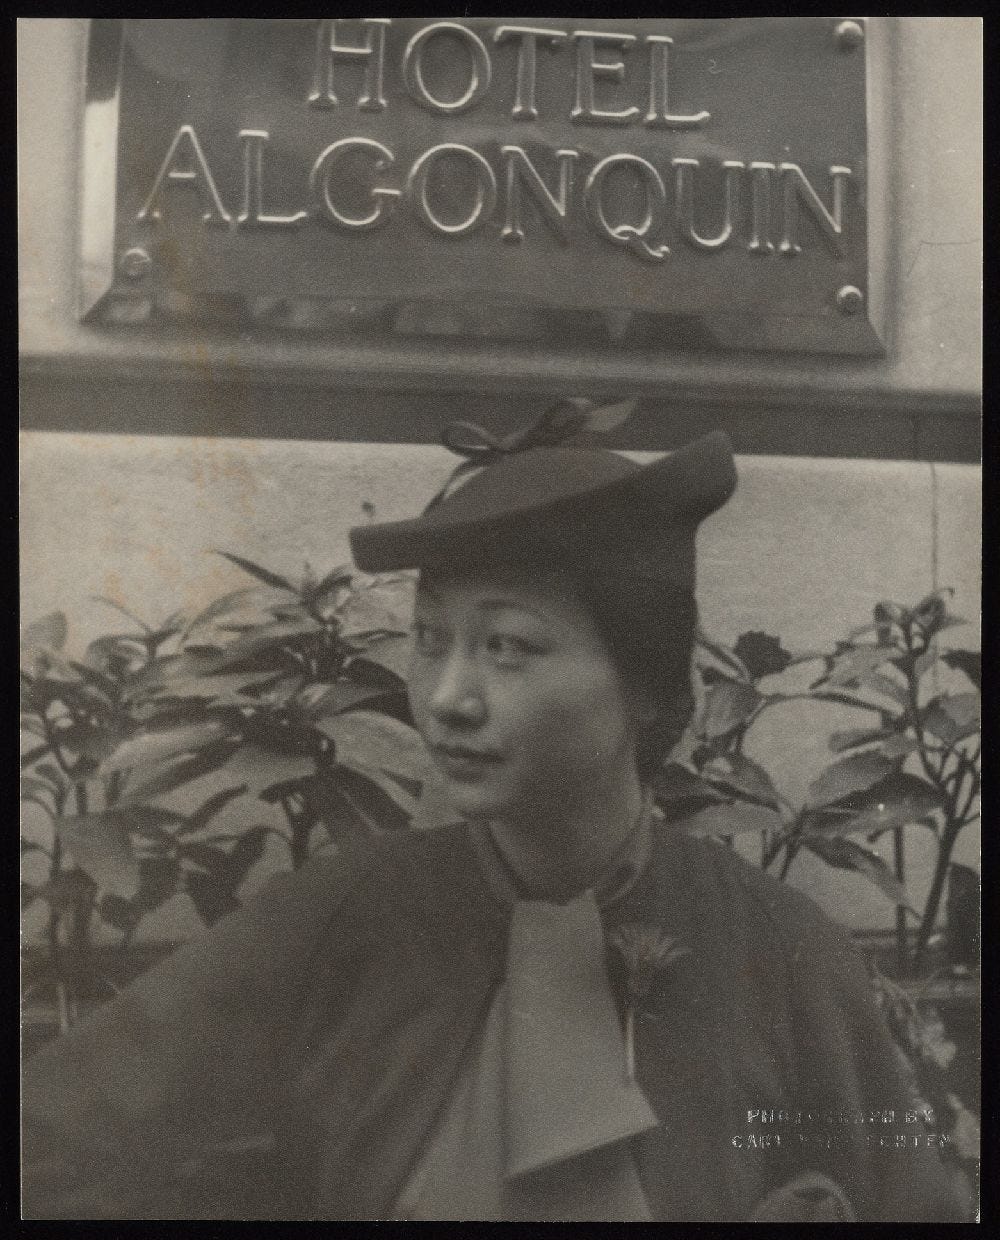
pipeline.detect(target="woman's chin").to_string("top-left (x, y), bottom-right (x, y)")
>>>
top-left (440, 782), bottom-right (506, 821)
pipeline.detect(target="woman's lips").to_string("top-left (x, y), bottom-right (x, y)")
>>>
top-left (432, 742), bottom-right (503, 780)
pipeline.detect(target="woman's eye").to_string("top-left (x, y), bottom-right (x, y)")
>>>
top-left (486, 634), bottom-right (539, 668)
top-left (413, 620), bottom-right (449, 657)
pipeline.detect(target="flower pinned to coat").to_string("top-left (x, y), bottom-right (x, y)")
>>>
top-left (609, 923), bottom-right (691, 1084)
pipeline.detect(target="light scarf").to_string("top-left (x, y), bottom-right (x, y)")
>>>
top-left (395, 817), bottom-right (658, 1221)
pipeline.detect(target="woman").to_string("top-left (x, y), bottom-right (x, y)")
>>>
top-left (22, 402), bottom-right (962, 1221)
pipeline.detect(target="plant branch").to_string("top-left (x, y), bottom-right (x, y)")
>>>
top-left (767, 691), bottom-right (886, 714)
top-left (777, 838), bottom-right (802, 881)
top-left (912, 816), bottom-right (964, 967)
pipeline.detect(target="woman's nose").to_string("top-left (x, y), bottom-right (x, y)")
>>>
top-left (429, 655), bottom-right (487, 728)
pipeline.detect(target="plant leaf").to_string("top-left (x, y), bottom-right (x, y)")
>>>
top-left (651, 763), bottom-right (728, 821)
top-left (178, 840), bottom-right (232, 874)
top-left (302, 681), bottom-right (395, 718)
top-left (304, 563), bottom-right (354, 604)
top-left (182, 587), bottom-right (277, 637)
top-left (317, 764), bottom-right (412, 835)
top-left (806, 752), bottom-right (897, 810)
top-left (224, 825), bottom-right (270, 883)
top-left (695, 629), bottom-right (750, 680)
top-left (177, 785), bottom-right (249, 836)
top-left (123, 804), bottom-right (186, 840)
top-left (818, 646), bottom-right (896, 688)
top-left (39, 867), bottom-right (99, 917)
top-left (90, 596), bottom-right (154, 633)
top-left (351, 633), bottom-right (412, 681)
top-left (21, 611), bottom-right (68, 651)
top-left (214, 551), bottom-right (295, 593)
top-left (338, 760), bottom-right (421, 819)
top-left (56, 812), bottom-right (140, 899)
top-left (807, 772), bottom-right (943, 836)
top-left (20, 744), bottom-right (53, 770)
top-left (939, 692), bottom-right (981, 730)
top-left (939, 649), bottom-right (981, 690)
top-left (142, 671), bottom-right (283, 703)
top-left (317, 710), bottom-right (431, 784)
top-left (21, 776), bottom-right (57, 803)
top-left (67, 660), bottom-right (119, 703)
top-left (50, 719), bottom-right (120, 765)
top-left (922, 693), bottom-right (981, 745)
top-left (34, 762), bottom-right (64, 788)
top-left (802, 834), bottom-right (917, 913)
top-left (185, 874), bottom-right (241, 926)
top-left (879, 734), bottom-right (920, 758)
top-left (82, 635), bottom-right (149, 677)
top-left (119, 742), bottom-right (236, 803)
top-left (732, 632), bottom-right (793, 680)
top-left (101, 719), bottom-right (235, 775)
top-left (408, 773), bottom-right (462, 831)
top-left (680, 802), bottom-right (785, 838)
top-left (808, 689), bottom-right (888, 714)
top-left (216, 745), bottom-right (316, 793)
top-left (697, 680), bottom-right (762, 739)
top-left (910, 590), bottom-right (954, 636)
top-left (182, 619), bottom-right (322, 675)
top-left (857, 671), bottom-right (909, 709)
top-left (702, 754), bottom-right (782, 809)
top-left (829, 727), bottom-right (890, 753)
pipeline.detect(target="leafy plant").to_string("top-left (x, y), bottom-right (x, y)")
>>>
top-left (650, 590), bottom-right (979, 1196)
top-left (20, 554), bottom-right (422, 1029)
top-left (656, 589), bottom-right (980, 977)
top-left (869, 963), bottom-right (980, 1209)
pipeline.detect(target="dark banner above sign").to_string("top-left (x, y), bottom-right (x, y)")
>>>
top-left (81, 18), bottom-right (885, 356)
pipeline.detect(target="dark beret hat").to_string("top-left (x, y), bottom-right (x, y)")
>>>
top-left (349, 405), bottom-right (736, 576)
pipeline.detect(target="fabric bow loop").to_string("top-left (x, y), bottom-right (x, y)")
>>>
top-left (440, 420), bottom-right (508, 462)
top-left (439, 398), bottom-right (636, 462)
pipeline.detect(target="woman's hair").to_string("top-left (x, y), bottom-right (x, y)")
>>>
top-left (570, 547), bottom-right (698, 781)
top-left (457, 516), bottom-right (699, 782)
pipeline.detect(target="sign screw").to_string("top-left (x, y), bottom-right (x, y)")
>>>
top-left (834, 20), bottom-right (864, 51)
top-left (836, 285), bottom-right (864, 315)
top-left (118, 247), bottom-right (151, 280)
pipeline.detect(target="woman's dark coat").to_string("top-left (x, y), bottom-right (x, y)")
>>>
top-left (21, 820), bottom-right (962, 1220)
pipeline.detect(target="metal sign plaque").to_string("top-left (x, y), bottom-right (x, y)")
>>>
top-left (82, 18), bottom-right (886, 355)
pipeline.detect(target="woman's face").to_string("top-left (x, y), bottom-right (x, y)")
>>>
top-left (407, 567), bottom-right (640, 825)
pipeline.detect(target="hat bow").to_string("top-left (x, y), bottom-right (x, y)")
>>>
top-left (432, 397), bottom-right (636, 505)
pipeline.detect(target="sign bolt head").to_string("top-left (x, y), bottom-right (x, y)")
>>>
top-left (118, 247), bottom-right (151, 280)
top-left (836, 285), bottom-right (864, 315)
top-left (834, 20), bottom-right (864, 51)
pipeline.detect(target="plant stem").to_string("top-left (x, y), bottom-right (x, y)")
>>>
top-left (912, 818), bottom-right (963, 968)
top-left (900, 626), bottom-right (970, 973)
top-left (777, 839), bottom-right (801, 881)
top-left (893, 828), bottom-right (909, 976)
top-left (901, 629), bottom-right (950, 800)
top-left (46, 831), bottom-right (64, 1024)
top-left (624, 1004), bottom-right (636, 1084)
top-left (282, 795), bottom-right (313, 869)
top-left (55, 981), bottom-right (71, 1035)
top-left (762, 829), bottom-right (793, 872)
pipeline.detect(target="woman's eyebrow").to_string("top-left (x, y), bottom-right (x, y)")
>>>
top-left (478, 598), bottom-right (555, 625)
